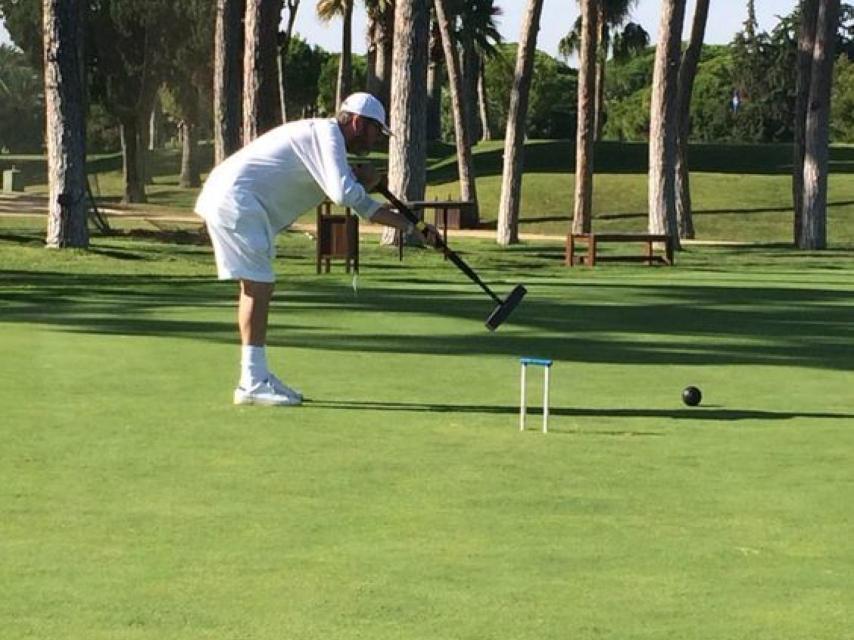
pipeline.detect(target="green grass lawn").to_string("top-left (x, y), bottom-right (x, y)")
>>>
top-left (1, 217), bottom-right (853, 639)
top-left (4, 140), bottom-right (853, 243)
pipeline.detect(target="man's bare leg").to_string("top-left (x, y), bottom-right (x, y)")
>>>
top-left (238, 280), bottom-right (274, 346)
top-left (237, 279), bottom-right (274, 390)
top-left (234, 280), bottom-right (302, 404)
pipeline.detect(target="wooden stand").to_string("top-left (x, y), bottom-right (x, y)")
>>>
top-left (316, 201), bottom-right (359, 274)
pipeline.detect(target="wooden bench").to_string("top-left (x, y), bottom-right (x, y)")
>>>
top-left (566, 232), bottom-right (674, 267)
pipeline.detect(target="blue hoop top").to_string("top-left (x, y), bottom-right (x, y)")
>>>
top-left (520, 357), bottom-right (553, 367)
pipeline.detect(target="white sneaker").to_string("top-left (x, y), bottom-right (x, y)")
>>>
top-left (233, 379), bottom-right (302, 406)
top-left (267, 373), bottom-right (304, 402)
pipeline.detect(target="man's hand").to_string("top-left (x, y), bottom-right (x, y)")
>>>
top-left (368, 206), bottom-right (442, 249)
top-left (351, 163), bottom-right (380, 191)
top-left (412, 223), bottom-right (442, 250)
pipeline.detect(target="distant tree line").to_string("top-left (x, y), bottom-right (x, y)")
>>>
top-left (3, 3), bottom-right (850, 158)
top-left (0, 0), bottom-right (847, 253)
top-left (0, 44), bottom-right (43, 152)
top-left (0, 33), bottom-right (577, 155)
top-left (604, 3), bottom-right (854, 143)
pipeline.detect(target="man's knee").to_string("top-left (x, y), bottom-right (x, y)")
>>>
top-left (240, 280), bottom-right (275, 300)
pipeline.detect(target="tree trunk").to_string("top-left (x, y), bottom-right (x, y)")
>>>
top-left (461, 40), bottom-right (481, 142)
top-left (140, 94), bottom-right (156, 185)
top-left (381, 0), bottom-right (429, 247)
top-left (594, 4), bottom-right (606, 141)
top-left (336, 0), bottom-right (353, 109)
top-left (120, 116), bottom-right (146, 203)
top-left (43, 0), bottom-right (88, 248)
top-left (477, 58), bottom-right (493, 141)
top-left (674, 0), bottom-right (710, 240)
top-left (426, 21), bottom-right (443, 141)
top-left (800, 0), bottom-right (840, 250)
top-left (243, 0), bottom-right (283, 144)
top-left (496, 0), bottom-right (545, 246)
top-left (648, 0), bottom-right (685, 248)
top-left (134, 28), bottom-right (160, 193)
top-left (375, 5), bottom-right (394, 108)
top-left (572, 0), bottom-right (598, 235)
top-left (793, 0), bottom-right (819, 246)
top-left (279, 0), bottom-right (300, 121)
top-left (179, 115), bottom-right (200, 188)
top-left (426, 54), bottom-right (443, 141)
top-left (215, 0), bottom-right (244, 163)
top-left (149, 93), bottom-right (162, 151)
top-left (434, 0), bottom-right (478, 216)
top-left (366, 40), bottom-right (379, 97)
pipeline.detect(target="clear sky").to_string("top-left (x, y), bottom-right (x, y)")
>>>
top-left (285, 0), bottom-right (798, 58)
top-left (1, 1), bottom-right (798, 59)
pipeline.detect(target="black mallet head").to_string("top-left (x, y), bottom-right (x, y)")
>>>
top-left (485, 285), bottom-right (527, 331)
top-left (682, 386), bottom-right (702, 406)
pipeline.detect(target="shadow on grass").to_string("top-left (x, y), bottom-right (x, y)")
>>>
top-left (87, 247), bottom-right (149, 260)
top-left (1, 266), bottom-right (852, 371)
top-left (303, 400), bottom-right (854, 423)
top-left (0, 232), bottom-right (44, 245)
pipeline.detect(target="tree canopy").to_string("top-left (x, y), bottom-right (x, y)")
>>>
top-left (1, 1), bottom-right (852, 153)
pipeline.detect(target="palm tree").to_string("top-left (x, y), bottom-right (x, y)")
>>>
top-left (572, 0), bottom-right (598, 235)
top-left (43, 0), bottom-right (88, 248)
top-left (595, 1), bottom-right (636, 139)
top-left (434, 0), bottom-right (478, 215)
top-left (800, 0), bottom-right (840, 249)
top-left (560, 0), bottom-right (644, 140)
top-left (456, 0), bottom-right (502, 142)
top-left (317, 0), bottom-right (353, 109)
top-left (674, 0), bottom-right (710, 240)
top-left (648, 0), bottom-right (686, 247)
top-left (244, 0), bottom-right (283, 143)
top-left (611, 21), bottom-right (649, 61)
top-left (381, 0), bottom-right (430, 247)
top-left (557, 16), bottom-right (582, 60)
top-left (496, 0), bottom-right (545, 246)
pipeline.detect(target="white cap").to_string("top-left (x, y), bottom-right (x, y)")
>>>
top-left (340, 92), bottom-right (393, 136)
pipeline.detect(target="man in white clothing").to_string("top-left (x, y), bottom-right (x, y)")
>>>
top-left (195, 92), bottom-right (439, 406)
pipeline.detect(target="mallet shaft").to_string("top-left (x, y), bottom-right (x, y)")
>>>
top-left (377, 185), bottom-right (502, 304)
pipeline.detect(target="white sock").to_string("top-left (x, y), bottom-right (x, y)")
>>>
top-left (240, 345), bottom-right (269, 389)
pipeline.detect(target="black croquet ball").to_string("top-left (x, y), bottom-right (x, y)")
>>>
top-left (682, 386), bottom-right (702, 407)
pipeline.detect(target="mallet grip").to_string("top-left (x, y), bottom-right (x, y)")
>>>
top-left (376, 184), bottom-right (439, 243)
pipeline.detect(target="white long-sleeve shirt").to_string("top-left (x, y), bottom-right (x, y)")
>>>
top-left (194, 118), bottom-right (382, 232)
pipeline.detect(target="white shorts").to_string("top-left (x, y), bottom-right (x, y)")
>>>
top-left (204, 211), bottom-right (277, 283)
